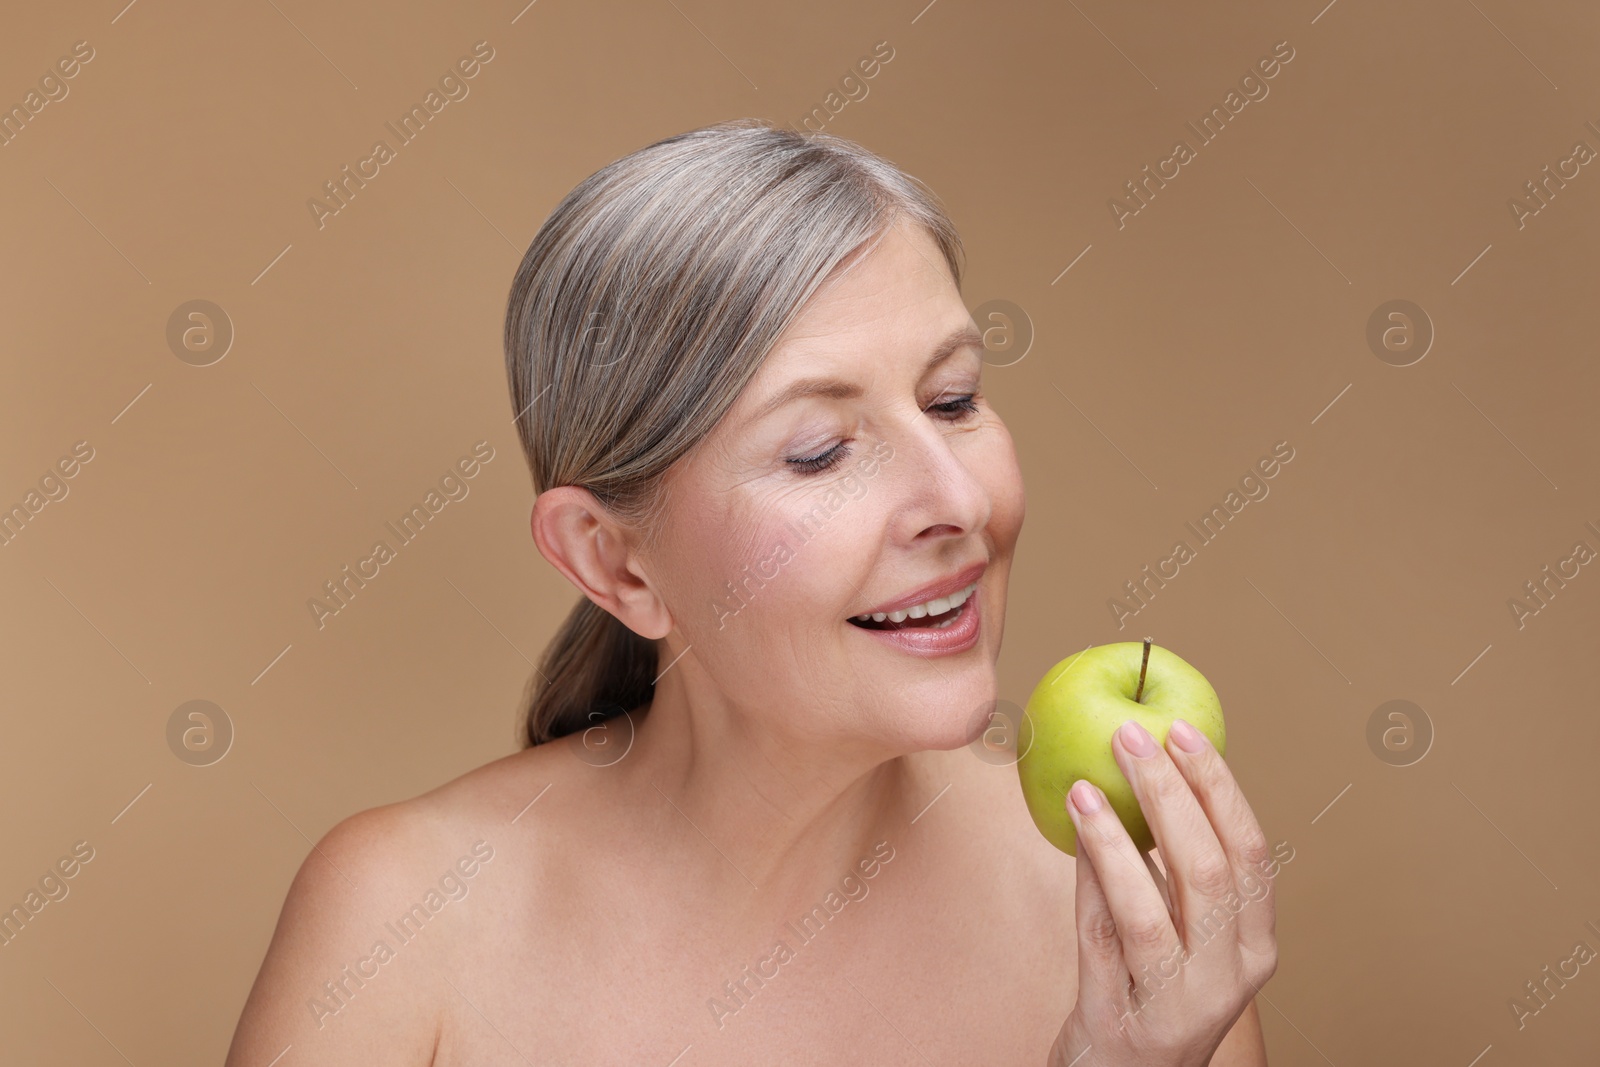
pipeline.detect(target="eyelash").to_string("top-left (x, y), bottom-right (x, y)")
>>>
top-left (786, 394), bottom-right (981, 476)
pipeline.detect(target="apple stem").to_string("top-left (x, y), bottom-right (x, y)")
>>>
top-left (1134, 637), bottom-right (1153, 703)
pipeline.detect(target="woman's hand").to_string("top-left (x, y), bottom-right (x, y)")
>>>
top-left (1046, 718), bottom-right (1279, 1067)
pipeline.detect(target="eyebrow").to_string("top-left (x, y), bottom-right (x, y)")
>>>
top-left (746, 324), bottom-right (985, 427)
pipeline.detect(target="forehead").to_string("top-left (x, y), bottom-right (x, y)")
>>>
top-left (730, 226), bottom-right (970, 424)
top-left (769, 223), bottom-right (959, 358)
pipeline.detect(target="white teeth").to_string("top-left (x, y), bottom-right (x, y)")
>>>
top-left (853, 582), bottom-right (977, 624)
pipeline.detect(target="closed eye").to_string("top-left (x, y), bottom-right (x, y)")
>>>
top-left (927, 394), bottom-right (979, 419)
top-left (787, 441), bottom-right (851, 475)
top-left (787, 394), bottom-right (981, 477)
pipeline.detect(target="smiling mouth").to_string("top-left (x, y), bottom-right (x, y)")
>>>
top-left (847, 581), bottom-right (978, 631)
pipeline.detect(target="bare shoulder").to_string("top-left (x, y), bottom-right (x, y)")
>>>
top-left (225, 744), bottom-right (568, 1067)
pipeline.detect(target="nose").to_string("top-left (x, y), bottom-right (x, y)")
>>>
top-left (883, 415), bottom-right (992, 546)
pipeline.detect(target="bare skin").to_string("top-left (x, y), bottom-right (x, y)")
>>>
top-left (226, 221), bottom-right (1274, 1066)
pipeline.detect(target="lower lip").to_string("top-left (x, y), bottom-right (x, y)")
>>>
top-left (847, 587), bottom-right (982, 657)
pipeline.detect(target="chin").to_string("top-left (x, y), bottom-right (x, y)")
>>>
top-left (884, 672), bottom-right (1001, 754)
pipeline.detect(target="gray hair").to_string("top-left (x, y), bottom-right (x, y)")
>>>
top-left (503, 117), bottom-right (966, 748)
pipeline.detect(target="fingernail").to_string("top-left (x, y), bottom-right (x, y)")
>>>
top-left (1169, 718), bottom-right (1205, 753)
top-left (1118, 719), bottom-right (1157, 758)
top-left (1069, 779), bottom-right (1102, 815)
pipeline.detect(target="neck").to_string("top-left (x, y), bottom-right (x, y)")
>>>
top-left (618, 659), bottom-right (927, 917)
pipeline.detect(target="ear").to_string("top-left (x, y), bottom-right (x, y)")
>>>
top-left (529, 486), bottom-right (672, 640)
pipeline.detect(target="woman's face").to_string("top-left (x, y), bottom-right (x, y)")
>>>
top-left (646, 221), bottom-right (1026, 753)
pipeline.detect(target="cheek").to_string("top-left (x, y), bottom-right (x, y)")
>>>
top-left (659, 504), bottom-right (759, 616)
top-left (729, 484), bottom-right (873, 612)
top-left (664, 481), bottom-right (867, 644)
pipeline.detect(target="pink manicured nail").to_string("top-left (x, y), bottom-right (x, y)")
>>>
top-left (1070, 779), bottom-right (1102, 815)
top-left (1118, 719), bottom-right (1157, 757)
top-left (1169, 718), bottom-right (1205, 753)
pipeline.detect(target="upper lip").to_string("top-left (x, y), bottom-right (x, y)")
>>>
top-left (856, 561), bottom-right (987, 617)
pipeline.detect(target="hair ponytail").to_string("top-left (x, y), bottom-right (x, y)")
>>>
top-left (522, 598), bottom-right (658, 747)
top-left (503, 118), bottom-right (965, 747)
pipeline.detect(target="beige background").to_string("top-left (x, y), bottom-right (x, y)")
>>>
top-left (2, 0), bottom-right (1598, 1063)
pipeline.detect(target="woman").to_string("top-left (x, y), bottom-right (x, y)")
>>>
top-left (227, 119), bottom-right (1276, 1065)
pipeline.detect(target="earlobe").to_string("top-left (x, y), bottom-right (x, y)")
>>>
top-left (529, 487), bottom-right (674, 640)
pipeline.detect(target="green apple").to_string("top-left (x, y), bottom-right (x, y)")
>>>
top-left (1017, 638), bottom-right (1225, 855)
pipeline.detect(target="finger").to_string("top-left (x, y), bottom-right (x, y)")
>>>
top-left (1164, 718), bottom-right (1279, 960)
top-left (1112, 720), bottom-right (1238, 961)
top-left (1065, 777), bottom-right (1184, 980)
top-left (1140, 846), bottom-right (1173, 919)
top-left (1066, 793), bottom-right (1129, 1018)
